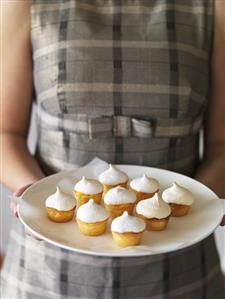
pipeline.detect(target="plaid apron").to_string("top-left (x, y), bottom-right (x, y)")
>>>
top-left (1, 0), bottom-right (224, 298)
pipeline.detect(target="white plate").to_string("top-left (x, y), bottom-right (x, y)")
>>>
top-left (18, 164), bottom-right (223, 257)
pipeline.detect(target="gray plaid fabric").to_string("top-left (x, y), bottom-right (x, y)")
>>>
top-left (1, 218), bottom-right (225, 299)
top-left (1, 0), bottom-right (225, 298)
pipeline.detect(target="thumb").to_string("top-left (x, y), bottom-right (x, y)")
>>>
top-left (220, 215), bottom-right (225, 226)
top-left (11, 183), bottom-right (33, 218)
top-left (13, 183), bottom-right (33, 197)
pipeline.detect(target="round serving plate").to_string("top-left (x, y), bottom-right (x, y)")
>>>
top-left (18, 164), bottom-right (223, 257)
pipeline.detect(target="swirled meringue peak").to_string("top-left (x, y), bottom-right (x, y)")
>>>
top-left (74, 176), bottom-right (103, 194)
top-left (104, 186), bottom-right (136, 205)
top-left (111, 211), bottom-right (146, 233)
top-left (130, 174), bottom-right (159, 193)
top-left (136, 193), bottom-right (171, 219)
top-left (45, 187), bottom-right (76, 211)
top-left (99, 164), bottom-right (128, 185)
top-left (162, 182), bottom-right (194, 206)
top-left (76, 199), bottom-right (108, 223)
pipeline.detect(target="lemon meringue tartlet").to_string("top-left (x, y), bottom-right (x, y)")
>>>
top-left (45, 187), bottom-right (76, 222)
top-left (76, 199), bottom-right (108, 236)
top-left (99, 164), bottom-right (128, 193)
top-left (73, 176), bottom-right (103, 207)
top-left (104, 186), bottom-right (136, 219)
top-left (136, 193), bottom-right (171, 231)
top-left (162, 182), bottom-right (194, 217)
top-left (130, 174), bottom-right (159, 202)
top-left (111, 211), bottom-right (146, 247)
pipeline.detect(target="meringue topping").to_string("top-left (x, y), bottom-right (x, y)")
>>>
top-left (76, 199), bottom-right (108, 223)
top-left (99, 164), bottom-right (128, 185)
top-left (45, 187), bottom-right (76, 211)
top-left (136, 193), bottom-right (171, 219)
top-left (130, 174), bottom-right (159, 193)
top-left (111, 211), bottom-right (146, 233)
top-left (74, 176), bottom-right (103, 194)
top-left (162, 182), bottom-right (194, 206)
top-left (104, 186), bottom-right (136, 205)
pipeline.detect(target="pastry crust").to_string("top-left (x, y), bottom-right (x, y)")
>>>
top-left (46, 207), bottom-right (75, 223)
top-left (103, 181), bottom-right (128, 194)
top-left (77, 218), bottom-right (108, 236)
top-left (104, 202), bottom-right (134, 219)
top-left (74, 191), bottom-right (102, 207)
top-left (138, 215), bottom-right (170, 231)
top-left (169, 203), bottom-right (190, 217)
top-left (112, 231), bottom-right (144, 247)
top-left (131, 189), bottom-right (158, 203)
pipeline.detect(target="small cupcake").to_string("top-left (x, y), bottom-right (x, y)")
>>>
top-left (99, 164), bottom-right (128, 193)
top-left (76, 199), bottom-right (108, 236)
top-left (162, 182), bottom-right (194, 217)
top-left (111, 211), bottom-right (146, 247)
top-left (130, 174), bottom-right (159, 203)
top-left (136, 193), bottom-right (171, 231)
top-left (73, 176), bottom-right (103, 207)
top-left (104, 186), bottom-right (136, 219)
top-left (45, 187), bottom-right (76, 223)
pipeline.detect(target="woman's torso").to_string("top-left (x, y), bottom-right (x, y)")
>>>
top-left (32, 0), bottom-right (213, 175)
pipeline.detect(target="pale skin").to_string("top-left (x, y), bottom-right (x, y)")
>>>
top-left (0, 0), bottom-right (225, 239)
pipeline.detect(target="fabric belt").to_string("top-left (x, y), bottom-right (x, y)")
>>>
top-left (38, 107), bottom-right (202, 139)
top-left (89, 115), bottom-right (202, 139)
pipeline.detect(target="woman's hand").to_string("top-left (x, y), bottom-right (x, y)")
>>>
top-left (10, 183), bottom-right (32, 217)
top-left (195, 155), bottom-right (225, 227)
top-left (11, 183), bottom-right (42, 240)
top-left (220, 216), bottom-right (225, 226)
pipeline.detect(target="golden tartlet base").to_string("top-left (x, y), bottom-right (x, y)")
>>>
top-left (131, 189), bottom-right (158, 203)
top-left (138, 214), bottom-right (170, 231)
top-left (112, 231), bottom-right (144, 247)
top-left (74, 191), bottom-right (102, 208)
top-left (46, 207), bottom-right (75, 223)
top-left (77, 218), bottom-right (108, 236)
top-left (103, 181), bottom-right (128, 195)
top-left (169, 203), bottom-right (190, 217)
top-left (104, 202), bottom-right (134, 219)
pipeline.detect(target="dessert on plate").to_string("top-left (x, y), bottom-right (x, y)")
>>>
top-left (136, 193), bottom-right (171, 231)
top-left (99, 164), bottom-right (128, 193)
top-left (130, 174), bottom-right (159, 202)
top-left (76, 199), bottom-right (108, 236)
top-left (111, 211), bottom-right (146, 247)
top-left (73, 176), bottom-right (103, 207)
top-left (45, 187), bottom-right (76, 222)
top-left (103, 186), bottom-right (136, 219)
top-left (162, 182), bottom-right (195, 217)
